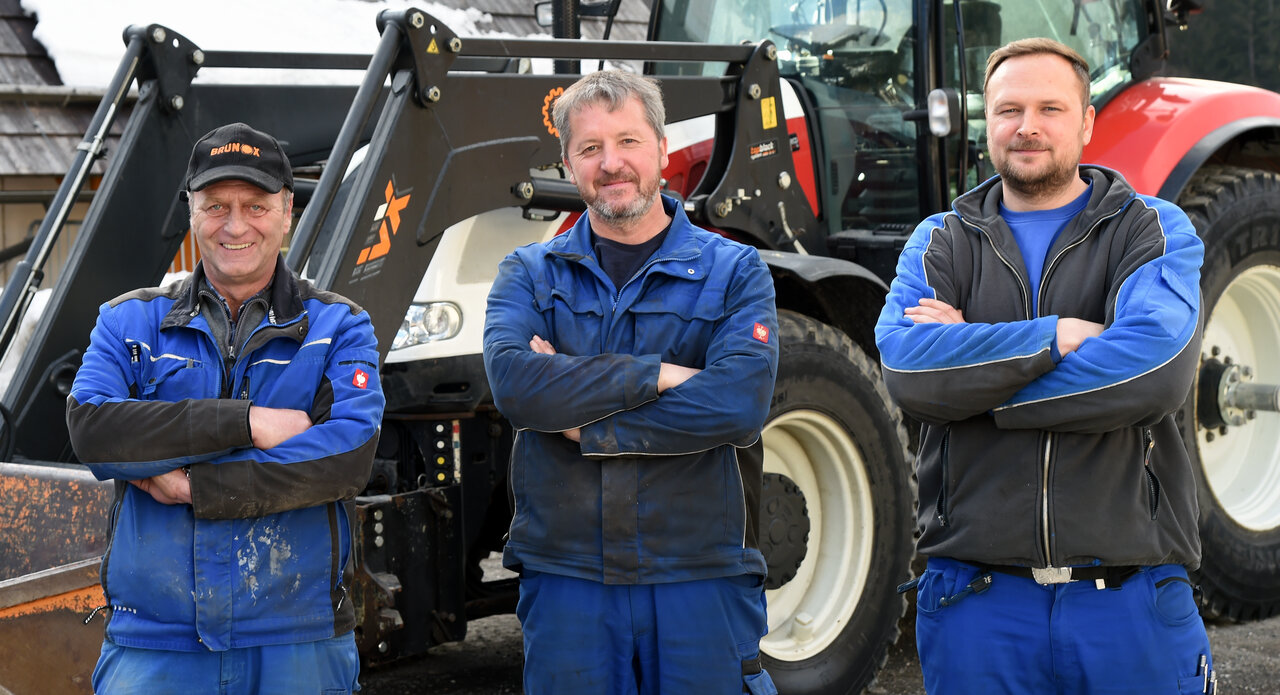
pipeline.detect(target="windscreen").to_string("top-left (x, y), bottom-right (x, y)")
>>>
top-left (654, 0), bottom-right (923, 233)
top-left (652, 0), bottom-right (1150, 230)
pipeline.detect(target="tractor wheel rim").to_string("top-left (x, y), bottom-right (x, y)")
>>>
top-left (760, 409), bottom-right (875, 661)
top-left (1200, 264), bottom-right (1280, 532)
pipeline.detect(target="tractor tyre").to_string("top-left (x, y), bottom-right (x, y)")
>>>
top-left (760, 310), bottom-right (914, 694)
top-left (1178, 165), bottom-right (1280, 621)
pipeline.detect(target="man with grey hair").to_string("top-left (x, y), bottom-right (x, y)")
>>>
top-left (484, 70), bottom-right (781, 694)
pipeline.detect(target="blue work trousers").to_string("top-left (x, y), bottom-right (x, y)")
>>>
top-left (916, 557), bottom-right (1214, 694)
top-left (517, 570), bottom-right (778, 695)
top-left (91, 632), bottom-right (360, 695)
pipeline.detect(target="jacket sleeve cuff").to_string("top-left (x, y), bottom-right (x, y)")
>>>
top-left (227, 398), bottom-right (253, 447)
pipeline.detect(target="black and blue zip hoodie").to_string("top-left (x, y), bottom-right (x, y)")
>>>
top-left (66, 255), bottom-right (384, 651)
top-left (874, 166), bottom-right (1204, 570)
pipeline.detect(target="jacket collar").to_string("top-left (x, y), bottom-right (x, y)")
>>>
top-left (952, 165), bottom-right (1135, 231)
top-left (554, 194), bottom-right (703, 264)
top-left (162, 254), bottom-right (305, 329)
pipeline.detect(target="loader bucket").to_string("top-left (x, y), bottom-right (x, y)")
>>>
top-left (0, 463), bottom-right (113, 694)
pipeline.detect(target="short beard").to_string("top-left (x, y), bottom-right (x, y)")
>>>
top-left (589, 192), bottom-right (655, 223)
top-left (995, 142), bottom-right (1080, 201)
top-left (582, 175), bottom-right (661, 226)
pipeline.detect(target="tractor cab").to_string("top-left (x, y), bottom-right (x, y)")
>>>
top-left (651, 0), bottom-right (1157, 253)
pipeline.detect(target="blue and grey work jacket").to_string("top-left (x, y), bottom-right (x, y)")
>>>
top-left (876, 166), bottom-right (1204, 570)
top-left (67, 256), bottom-right (384, 651)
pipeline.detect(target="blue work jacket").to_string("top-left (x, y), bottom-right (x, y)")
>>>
top-left (483, 196), bottom-right (779, 584)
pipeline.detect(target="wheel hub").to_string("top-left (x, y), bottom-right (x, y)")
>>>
top-left (1197, 263), bottom-right (1280, 532)
top-left (1198, 356), bottom-right (1280, 434)
top-left (759, 472), bottom-right (810, 590)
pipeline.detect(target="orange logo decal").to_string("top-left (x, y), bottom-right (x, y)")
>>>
top-left (542, 87), bottom-right (565, 137)
top-left (357, 178), bottom-right (412, 265)
top-left (210, 142), bottom-right (261, 157)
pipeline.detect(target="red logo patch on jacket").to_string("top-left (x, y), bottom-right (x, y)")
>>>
top-left (752, 323), bottom-right (770, 343)
top-left (353, 369), bottom-right (369, 389)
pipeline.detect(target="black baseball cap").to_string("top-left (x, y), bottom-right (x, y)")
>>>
top-left (184, 122), bottom-right (294, 193)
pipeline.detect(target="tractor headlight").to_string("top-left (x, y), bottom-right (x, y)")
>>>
top-left (391, 302), bottom-right (462, 350)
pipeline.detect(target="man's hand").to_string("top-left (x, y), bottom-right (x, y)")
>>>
top-left (1056, 318), bottom-right (1104, 356)
top-left (130, 468), bottom-right (191, 505)
top-left (249, 405), bottom-right (312, 449)
top-left (530, 336), bottom-right (581, 441)
top-left (657, 362), bottom-right (700, 393)
top-left (530, 335), bottom-right (556, 355)
top-left (904, 298), bottom-right (966, 324)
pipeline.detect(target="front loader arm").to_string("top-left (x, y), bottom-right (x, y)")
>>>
top-left (290, 9), bottom-right (819, 358)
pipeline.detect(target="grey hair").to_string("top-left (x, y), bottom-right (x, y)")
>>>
top-left (553, 70), bottom-right (665, 159)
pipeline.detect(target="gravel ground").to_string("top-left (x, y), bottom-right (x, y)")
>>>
top-left (362, 605), bottom-right (1280, 694)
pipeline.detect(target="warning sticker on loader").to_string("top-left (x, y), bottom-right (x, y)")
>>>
top-left (761, 96), bottom-right (778, 130)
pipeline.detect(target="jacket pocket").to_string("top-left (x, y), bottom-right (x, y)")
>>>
top-left (136, 353), bottom-right (205, 400)
top-left (935, 427), bottom-right (951, 527)
top-left (1142, 426), bottom-right (1161, 520)
top-left (629, 278), bottom-right (725, 362)
top-left (534, 278), bottom-right (605, 355)
top-left (630, 279), bottom-right (726, 321)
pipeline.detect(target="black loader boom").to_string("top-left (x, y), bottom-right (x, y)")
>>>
top-left (0, 8), bottom-right (823, 692)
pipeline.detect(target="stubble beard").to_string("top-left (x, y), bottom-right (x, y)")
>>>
top-left (995, 140), bottom-right (1080, 201)
top-left (583, 174), bottom-right (661, 225)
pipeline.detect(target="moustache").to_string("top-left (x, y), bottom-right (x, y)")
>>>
top-left (596, 176), bottom-right (638, 186)
top-left (1008, 139), bottom-right (1048, 152)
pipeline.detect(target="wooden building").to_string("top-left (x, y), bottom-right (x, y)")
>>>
top-left (0, 0), bottom-right (652, 286)
top-left (0, 0), bottom-right (118, 287)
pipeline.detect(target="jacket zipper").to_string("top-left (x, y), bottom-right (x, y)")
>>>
top-left (1041, 434), bottom-right (1053, 565)
top-left (611, 250), bottom-right (698, 305)
top-left (603, 251), bottom-right (699, 350)
top-left (1037, 204), bottom-right (1128, 315)
top-left (1035, 203), bottom-right (1131, 561)
top-left (973, 222), bottom-right (1032, 318)
top-left (973, 219), bottom-right (1051, 559)
top-left (1143, 427), bottom-right (1160, 520)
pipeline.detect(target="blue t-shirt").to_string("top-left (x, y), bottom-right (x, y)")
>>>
top-left (1000, 182), bottom-right (1093, 316)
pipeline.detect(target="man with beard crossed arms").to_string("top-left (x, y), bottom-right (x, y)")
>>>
top-left (483, 70), bottom-right (780, 694)
top-left (876, 39), bottom-right (1214, 693)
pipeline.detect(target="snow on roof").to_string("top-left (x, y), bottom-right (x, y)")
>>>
top-left (20, 0), bottom-right (509, 88)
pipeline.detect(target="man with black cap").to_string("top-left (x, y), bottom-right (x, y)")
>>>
top-left (66, 122), bottom-right (385, 694)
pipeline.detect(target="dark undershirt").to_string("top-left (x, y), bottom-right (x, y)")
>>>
top-left (592, 223), bottom-right (671, 291)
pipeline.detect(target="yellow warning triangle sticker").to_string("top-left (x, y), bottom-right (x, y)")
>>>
top-left (427, 38), bottom-right (440, 54)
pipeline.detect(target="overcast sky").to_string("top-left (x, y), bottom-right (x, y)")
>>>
top-left (21, 0), bottom-right (509, 87)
